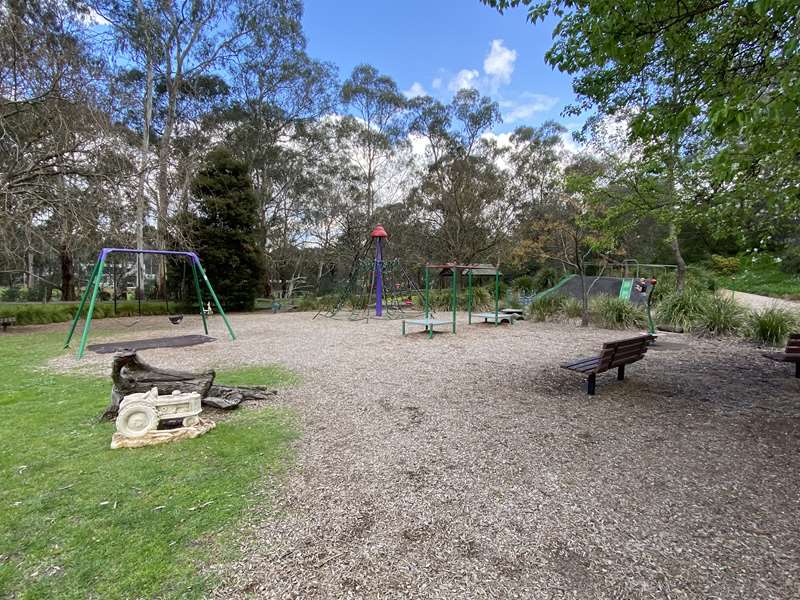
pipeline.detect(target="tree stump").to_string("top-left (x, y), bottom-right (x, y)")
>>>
top-left (103, 352), bottom-right (277, 420)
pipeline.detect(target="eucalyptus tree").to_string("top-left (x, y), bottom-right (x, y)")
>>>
top-left (339, 64), bottom-right (408, 219)
top-left (407, 89), bottom-right (510, 263)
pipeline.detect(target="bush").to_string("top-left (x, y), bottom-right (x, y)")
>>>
top-left (695, 295), bottom-right (746, 336)
top-left (709, 255), bottom-right (740, 276)
top-left (561, 297), bottom-right (583, 319)
top-left (531, 267), bottom-right (559, 292)
top-left (2, 287), bottom-right (22, 302)
top-left (511, 275), bottom-right (534, 292)
top-left (747, 307), bottom-right (798, 346)
top-left (590, 295), bottom-right (644, 329)
top-left (656, 288), bottom-right (713, 331)
top-left (779, 247), bottom-right (800, 275)
top-left (295, 295), bottom-right (319, 311)
top-left (529, 294), bottom-right (564, 322)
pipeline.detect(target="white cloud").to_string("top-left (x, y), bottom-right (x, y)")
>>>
top-left (483, 39), bottom-right (516, 88)
top-left (448, 69), bottom-right (480, 92)
top-left (502, 94), bottom-right (559, 123)
top-left (403, 82), bottom-right (427, 99)
top-left (431, 77), bottom-right (442, 90)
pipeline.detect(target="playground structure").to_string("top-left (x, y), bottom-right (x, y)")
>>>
top-left (316, 225), bottom-right (425, 321)
top-left (534, 273), bottom-right (659, 336)
top-left (63, 248), bottom-right (235, 358)
top-left (402, 262), bottom-right (513, 338)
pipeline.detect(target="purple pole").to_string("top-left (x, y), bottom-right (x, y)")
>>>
top-left (375, 236), bottom-right (384, 317)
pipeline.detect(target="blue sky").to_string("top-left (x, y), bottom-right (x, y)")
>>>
top-left (302, 1), bottom-right (580, 135)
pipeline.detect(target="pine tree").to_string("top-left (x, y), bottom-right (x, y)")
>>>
top-left (192, 148), bottom-right (266, 311)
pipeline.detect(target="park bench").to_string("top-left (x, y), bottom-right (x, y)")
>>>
top-left (561, 334), bottom-right (652, 395)
top-left (0, 316), bottom-right (16, 332)
top-left (762, 333), bottom-right (800, 378)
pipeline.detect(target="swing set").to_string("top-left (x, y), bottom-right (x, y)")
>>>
top-left (63, 248), bottom-right (235, 358)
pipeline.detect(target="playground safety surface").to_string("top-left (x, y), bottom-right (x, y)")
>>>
top-left (47, 313), bottom-right (800, 599)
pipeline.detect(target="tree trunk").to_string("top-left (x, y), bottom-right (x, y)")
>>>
top-left (136, 49), bottom-right (153, 301)
top-left (669, 222), bottom-right (687, 293)
top-left (103, 352), bottom-right (277, 420)
top-left (60, 247), bottom-right (74, 301)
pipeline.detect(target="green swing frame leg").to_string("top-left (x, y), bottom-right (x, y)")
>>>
top-left (75, 258), bottom-right (107, 358)
top-left (195, 261), bottom-right (236, 341)
top-left (63, 257), bottom-right (102, 349)
top-left (191, 262), bottom-right (209, 335)
top-left (451, 265), bottom-right (457, 334)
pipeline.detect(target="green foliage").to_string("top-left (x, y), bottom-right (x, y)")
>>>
top-left (0, 332), bottom-right (297, 598)
top-left (747, 307), bottom-right (798, 347)
top-left (779, 248), bottom-right (800, 276)
top-left (1, 287), bottom-right (22, 301)
top-left (192, 148), bottom-right (266, 311)
top-left (656, 288), bottom-right (714, 332)
top-left (561, 296), bottom-right (583, 319)
top-left (709, 255), bottom-right (740, 276)
top-left (529, 294), bottom-right (564, 322)
top-left (531, 267), bottom-right (559, 291)
top-left (511, 275), bottom-right (534, 292)
top-left (589, 295), bottom-right (644, 329)
top-left (716, 254), bottom-right (800, 299)
top-left (694, 295), bottom-right (746, 337)
top-left (420, 287), bottom-right (492, 311)
top-left (0, 301), bottom-right (179, 325)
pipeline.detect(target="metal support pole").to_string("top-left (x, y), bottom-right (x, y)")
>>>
top-left (195, 260), bottom-right (236, 340)
top-left (191, 261), bottom-right (208, 335)
top-left (451, 267), bottom-right (457, 334)
top-left (424, 266), bottom-right (430, 320)
top-left (375, 237), bottom-right (384, 317)
top-left (63, 256), bottom-right (102, 349)
top-left (76, 257), bottom-right (107, 358)
top-left (494, 270), bottom-right (500, 326)
top-left (467, 271), bottom-right (473, 324)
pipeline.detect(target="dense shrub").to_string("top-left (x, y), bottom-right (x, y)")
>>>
top-left (531, 267), bottom-right (559, 292)
top-left (0, 301), bottom-right (176, 325)
top-left (1, 287), bottom-right (22, 302)
top-left (694, 295), bottom-right (746, 336)
top-left (561, 297), bottom-right (583, 319)
top-left (590, 295), bottom-right (644, 329)
top-left (529, 294), bottom-right (564, 322)
top-left (656, 288), bottom-right (713, 331)
top-left (779, 247), bottom-right (800, 275)
top-left (747, 307), bottom-right (798, 346)
top-left (709, 255), bottom-right (740, 276)
top-left (511, 275), bottom-right (534, 292)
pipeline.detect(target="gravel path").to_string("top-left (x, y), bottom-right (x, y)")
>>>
top-left (49, 313), bottom-right (800, 599)
top-left (720, 288), bottom-right (800, 313)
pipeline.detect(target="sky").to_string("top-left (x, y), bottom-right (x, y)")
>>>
top-left (301, 0), bottom-right (581, 136)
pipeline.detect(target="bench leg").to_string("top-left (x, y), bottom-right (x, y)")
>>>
top-left (796, 362), bottom-right (799, 378)
top-left (402, 321), bottom-right (406, 336)
top-left (617, 365), bottom-right (625, 381)
top-left (587, 373), bottom-right (596, 396)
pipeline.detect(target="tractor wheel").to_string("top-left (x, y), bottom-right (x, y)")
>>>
top-left (116, 403), bottom-right (158, 438)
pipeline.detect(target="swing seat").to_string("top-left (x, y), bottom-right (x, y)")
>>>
top-left (168, 314), bottom-right (184, 325)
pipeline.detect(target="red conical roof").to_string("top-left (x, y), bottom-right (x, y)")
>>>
top-left (370, 224), bottom-right (388, 238)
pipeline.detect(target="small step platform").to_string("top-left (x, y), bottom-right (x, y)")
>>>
top-left (500, 308), bottom-right (525, 320)
top-left (402, 318), bottom-right (454, 338)
top-left (472, 312), bottom-right (515, 324)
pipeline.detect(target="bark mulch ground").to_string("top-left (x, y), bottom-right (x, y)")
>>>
top-left (50, 313), bottom-right (800, 599)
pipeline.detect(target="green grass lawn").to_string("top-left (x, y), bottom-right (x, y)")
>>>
top-left (715, 255), bottom-right (800, 299)
top-left (0, 332), bottom-right (299, 599)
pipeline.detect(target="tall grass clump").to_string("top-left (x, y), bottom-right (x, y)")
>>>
top-left (656, 288), bottom-right (713, 331)
top-left (529, 294), bottom-right (565, 322)
top-left (561, 296), bottom-right (583, 319)
top-left (590, 295), bottom-right (644, 329)
top-left (694, 295), bottom-right (746, 336)
top-left (747, 307), bottom-right (798, 346)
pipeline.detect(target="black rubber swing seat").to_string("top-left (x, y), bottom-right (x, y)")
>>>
top-left (87, 334), bottom-right (216, 354)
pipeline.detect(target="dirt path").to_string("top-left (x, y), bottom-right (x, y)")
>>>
top-left (720, 288), bottom-right (800, 313)
top-left (45, 314), bottom-right (800, 599)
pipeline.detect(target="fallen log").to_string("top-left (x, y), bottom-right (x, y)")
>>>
top-left (102, 351), bottom-right (276, 419)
